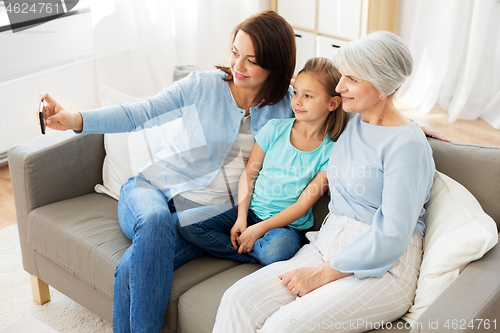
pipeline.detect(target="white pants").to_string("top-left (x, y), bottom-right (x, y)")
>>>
top-left (213, 214), bottom-right (423, 333)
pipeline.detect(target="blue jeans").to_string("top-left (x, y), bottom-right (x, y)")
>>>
top-left (177, 206), bottom-right (305, 266)
top-left (114, 175), bottom-right (207, 333)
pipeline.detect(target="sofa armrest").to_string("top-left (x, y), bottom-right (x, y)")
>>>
top-left (411, 240), bottom-right (500, 332)
top-left (8, 131), bottom-right (105, 230)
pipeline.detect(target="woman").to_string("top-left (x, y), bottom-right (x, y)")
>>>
top-left (212, 31), bottom-right (436, 333)
top-left (41, 10), bottom-right (296, 333)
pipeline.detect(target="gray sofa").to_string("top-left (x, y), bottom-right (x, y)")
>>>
top-left (8, 132), bottom-right (500, 333)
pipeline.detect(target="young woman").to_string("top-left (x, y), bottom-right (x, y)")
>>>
top-left (40, 9), bottom-right (444, 331)
top-left (178, 58), bottom-right (345, 266)
top-left (212, 31), bottom-right (436, 333)
top-left (40, 10), bottom-right (296, 333)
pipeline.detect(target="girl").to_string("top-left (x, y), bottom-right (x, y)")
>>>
top-left (178, 57), bottom-right (345, 266)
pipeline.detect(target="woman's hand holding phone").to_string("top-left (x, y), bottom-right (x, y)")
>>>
top-left (38, 99), bottom-right (45, 134)
top-left (39, 93), bottom-right (84, 132)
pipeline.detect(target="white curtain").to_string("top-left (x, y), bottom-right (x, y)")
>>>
top-left (89, 0), bottom-right (266, 98)
top-left (398, 0), bottom-right (500, 129)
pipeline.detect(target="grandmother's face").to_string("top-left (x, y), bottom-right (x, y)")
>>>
top-left (336, 62), bottom-right (381, 114)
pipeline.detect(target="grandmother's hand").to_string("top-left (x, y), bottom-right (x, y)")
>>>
top-left (419, 125), bottom-right (450, 142)
top-left (278, 262), bottom-right (352, 297)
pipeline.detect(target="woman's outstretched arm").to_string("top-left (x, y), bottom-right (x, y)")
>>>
top-left (41, 93), bottom-right (83, 131)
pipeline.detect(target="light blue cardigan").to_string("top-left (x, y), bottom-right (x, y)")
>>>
top-left (327, 114), bottom-right (435, 279)
top-left (79, 70), bottom-right (294, 199)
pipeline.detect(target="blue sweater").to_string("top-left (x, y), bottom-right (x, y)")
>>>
top-left (327, 114), bottom-right (435, 279)
top-left (79, 70), bottom-right (294, 198)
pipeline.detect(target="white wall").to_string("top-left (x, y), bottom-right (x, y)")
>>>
top-left (397, 0), bottom-right (419, 47)
top-left (175, 0), bottom-right (272, 71)
top-left (0, 11), bottom-right (97, 158)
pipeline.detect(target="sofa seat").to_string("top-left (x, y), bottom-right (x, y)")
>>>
top-left (28, 193), bottom-right (125, 299)
top-left (178, 264), bottom-right (411, 333)
top-left (27, 191), bottom-right (241, 332)
top-left (178, 263), bottom-right (263, 333)
top-left (10, 131), bottom-right (500, 333)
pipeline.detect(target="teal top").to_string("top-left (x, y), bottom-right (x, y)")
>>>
top-left (249, 119), bottom-right (334, 230)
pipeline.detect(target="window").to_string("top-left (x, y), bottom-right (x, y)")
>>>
top-left (0, 2), bottom-right (8, 27)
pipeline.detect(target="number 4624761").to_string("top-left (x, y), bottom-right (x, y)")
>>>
top-left (6, 2), bottom-right (62, 15)
top-left (444, 319), bottom-right (496, 330)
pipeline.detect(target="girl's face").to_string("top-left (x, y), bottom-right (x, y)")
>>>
top-left (229, 30), bottom-right (269, 91)
top-left (335, 62), bottom-right (381, 114)
top-left (292, 72), bottom-right (338, 123)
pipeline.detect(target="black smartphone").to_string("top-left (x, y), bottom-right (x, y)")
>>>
top-left (39, 100), bottom-right (45, 135)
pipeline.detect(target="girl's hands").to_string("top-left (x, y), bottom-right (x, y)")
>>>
top-left (230, 218), bottom-right (248, 250)
top-left (278, 262), bottom-right (352, 297)
top-left (40, 93), bottom-right (83, 131)
top-left (237, 224), bottom-right (265, 254)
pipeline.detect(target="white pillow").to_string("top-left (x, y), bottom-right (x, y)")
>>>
top-left (403, 171), bottom-right (498, 323)
top-left (94, 87), bottom-right (181, 199)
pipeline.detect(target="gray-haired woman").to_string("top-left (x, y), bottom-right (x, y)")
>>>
top-left (213, 31), bottom-right (436, 333)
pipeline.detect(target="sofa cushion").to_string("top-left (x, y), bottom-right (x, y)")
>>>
top-left (177, 263), bottom-right (411, 333)
top-left (27, 192), bottom-right (240, 333)
top-left (428, 138), bottom-right (500, 227)
top-left (403, 172), bottom-right (498, 323)
top-left (28, 193), bottom-right (127, 299)
top-left (167, 255), bottom-right (239, 333)
top-left (177, 263), bottom-right (262, 333)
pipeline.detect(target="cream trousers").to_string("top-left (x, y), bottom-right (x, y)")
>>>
top-left (213, 214), bottom-right (423, 333)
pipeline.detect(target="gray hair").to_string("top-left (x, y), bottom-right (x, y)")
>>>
top-left (332, 31), bottom-right (412, 96)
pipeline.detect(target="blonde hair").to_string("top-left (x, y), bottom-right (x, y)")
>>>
top-left (332, 31), bottom-right (412, 96)
top-left (297, 57), bottom-right (346, 141)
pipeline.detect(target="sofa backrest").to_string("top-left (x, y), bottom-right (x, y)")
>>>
top-left (311, 138), bottom-right (500, 232)
top-left (8, 132), bottom-right (105, 223)
top-left (428, 138), bottom-right (500, 230)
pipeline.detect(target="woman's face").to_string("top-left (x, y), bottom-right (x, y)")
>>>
top-left (335, 62), bottom-right (381, 114)
top-left (229, 30), bottom-right (270, 91)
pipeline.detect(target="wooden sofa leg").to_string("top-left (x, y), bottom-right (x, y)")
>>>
top-left (30, 275), bottom-right (50, 305)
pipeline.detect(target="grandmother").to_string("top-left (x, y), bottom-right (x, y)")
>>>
top-left (212, 31), bottom-right (436, 333)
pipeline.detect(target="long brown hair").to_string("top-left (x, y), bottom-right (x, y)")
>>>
top-left (216, 10), bottom-right (296, 108)
top-left (297, 57), bottom-right (346, 141)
